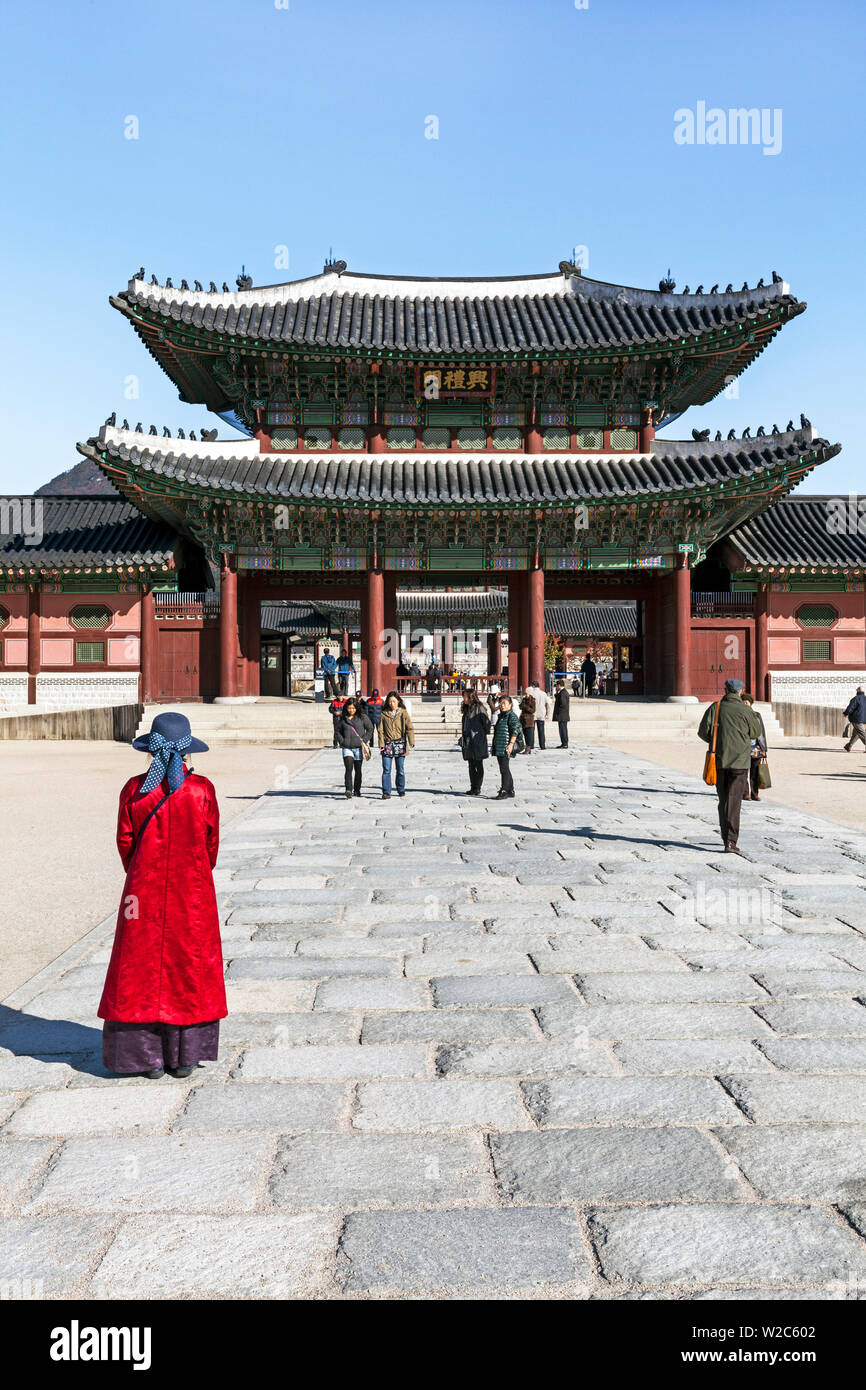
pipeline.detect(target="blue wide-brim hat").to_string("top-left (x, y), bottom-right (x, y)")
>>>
top-left (132, 710), bottom-right (209, 754)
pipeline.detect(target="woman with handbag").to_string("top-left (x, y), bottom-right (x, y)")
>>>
top-left (337, 697), bottom-right (374, 799)
top-left (741, 691), bottom-right (770, 801)
top-left (459, 689), bottom-right (491, 795)
top-left (378, 690), bottom-right (415, 799)
top-left (98, 711), bottom-right (226, 1080)
top-left (518, 691), bottom-right (537, 753)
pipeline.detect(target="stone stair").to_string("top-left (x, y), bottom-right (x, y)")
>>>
top-left (133, 696), bottom-right (782, 748)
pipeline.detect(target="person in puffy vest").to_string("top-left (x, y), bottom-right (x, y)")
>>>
top-left (366, 688), bottom-right (385, 730)
top-left (320, 649), bottom-right (338, 699)
top-left (492, 695), bottom-right (521, 798)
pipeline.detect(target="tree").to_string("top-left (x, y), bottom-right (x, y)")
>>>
top-left (544, 631), bottom-right (564, 674)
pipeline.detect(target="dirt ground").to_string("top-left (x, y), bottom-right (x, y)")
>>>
top-left (0, 733), bottom-right (863, 1000)
top-left (604, 734), bottom-right (866, 833)
top-left (0, 743), bottom-right (316, 998)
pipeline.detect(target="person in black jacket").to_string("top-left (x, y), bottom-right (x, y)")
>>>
top-left (844, 686), bottom-right (866, 752)
top-left (552, 679), bottom-right (570, 747)
top-left (580, 654), bottom-right (597, 698)
top-left (459, 690), bottom-right (491, 795)
top-left (336, 698), bottom-right (374, 799)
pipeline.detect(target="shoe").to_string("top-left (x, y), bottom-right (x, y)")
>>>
top-left (724, 845), bottom-right (742, 855)
top-left (751, 795), bottom-right (761, 802)
top-left (382, 793), bottom-right (391, 799)
top-left (353, 791), bottom-right (361, 797)
top-left (844, 746), bottom-right (851, 753)
top-left (398, 791), bottom-right (405, 797)
top-left (345, 791), bottom-right (353, 799)
top-left (169, 1066), bottom-right (194, 1079)
top-left (143, 1068), bottom-right (165, 1080)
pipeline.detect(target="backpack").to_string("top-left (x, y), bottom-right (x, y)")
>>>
top-left (514, 724), bottom-right (526, 754)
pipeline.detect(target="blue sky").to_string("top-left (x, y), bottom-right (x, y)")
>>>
top-left (1, 0), bottom-right (863, 494)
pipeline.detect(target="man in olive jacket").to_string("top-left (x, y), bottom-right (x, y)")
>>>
top-left (698, 677), bottom-right (763, 853)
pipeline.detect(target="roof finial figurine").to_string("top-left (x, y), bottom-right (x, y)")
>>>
top-left (786, 419), bottom-right (794, 431)
top-left (236, 266), bottom-right (253, 290)
top-left (180, 279), bottom-right (189, 291)
top-left (149, 424), bottom-right (157, 435)
top-left (163, 426), bottom-right (171, 437)
top-left (150, 273), bottom-right (158, 284)
top-left (194, 280), bottom-right (202, 292)
top-left (177, 428), bottom-right (185, 439)
top-left (135, 422), bottom-right (142, 433)
top-left (710, 284), bottom-right (718, 294)
top-left (756, 278), bottom-right (764, 289)
top-left (209, 281), bottom-right (218, 293)
top-left (105, 411), bottom-right (116, 427)
top-left (772, 270), bottom-right (782, 283)
top-left (692, 428), bottom-right (710, 441)
top-left (201, 427), bottom-right (218, 441)
top-left (725, 283), bottom-right (733, 293)
top-left (772, 424), bottom-right (779, 435)
top-left (695, 285), bottom-right (703, 295)
top-left (741, 280), bottom-right (748, 292)
top-left (683, 285), bottom-right (690, 294)
top-left (122, 418), bottom-right (129, 430)
top-left (727, 428), bottom-right (737, 440)
top-left (658, 269), bottom-right (675, 293)
top-left (757, 424), bottom-right (766, 436)
top-left (742, 426), bottom-right (751, 438)
top-left (133, 266), bottom-right (145, 282)
top-left (222, 282), bottom-right (230, 293)
top-left (800, 412), bottom-right (811, 429)
top-left (714, 430), bottom-right (722, 442)
top-left (189, 430), bottom-right (196, 441)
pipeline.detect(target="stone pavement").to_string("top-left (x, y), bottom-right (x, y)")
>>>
top-left (2, 741), bottom-right (866, 1300)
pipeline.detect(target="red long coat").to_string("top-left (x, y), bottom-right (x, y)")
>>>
top-left (98, 770), bottom-right (227, 1025)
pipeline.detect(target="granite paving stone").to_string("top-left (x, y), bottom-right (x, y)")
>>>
top-left (10, 741), bottom-right (866, 1298)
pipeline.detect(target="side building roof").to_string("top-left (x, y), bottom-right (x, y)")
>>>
top-left (724, 495), bottom-right (866, 574)
top-left (0, 496), bottom-right (182, 576)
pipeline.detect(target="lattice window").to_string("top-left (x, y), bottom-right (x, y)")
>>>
top-left (797, 604), bottom-right (838, 628)
top-left (610, 428), bottom-right (638, 450)
top-left (337, 428), bottom-right (365, 450)
top-left (491, 427), bottom-right (522, 450)
top-left (0, 606), bottom-right (8, 629)
top-left (70, 605), bottom-right (111, 630)
top-left (75, 640), bottom-right (105, 663)
top-left (802, 639), bottom-right (832, 661)
top-left (386, 427), bottom-right (416, 450)
top-left (543, 427), bottom-right (570, 450)
top-left (576, 428), bottom-right (603, 450)
top-left (304, 427), bottom-right (332, 450)
top-left (270, 428), bottom-right (298, 451)
top-left (421, 427), bottom-right (450, 450)
top-left (456, 428), bottom-right (486, 450)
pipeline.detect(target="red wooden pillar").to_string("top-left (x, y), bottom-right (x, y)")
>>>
top-left (383, 571), bottom-right (398, 692)
top-left (241, 580), bottom-right (260, 698)
top-left (442, 627), bottom-right (454, 669)
top-left (671, 557), bottom-right (692, 699)
top-left (27, 583), bottom-right (41, 705)
top-left (526, 424), bottom-right (543, 452)
top-left (140, 585), bottom-right (158, 703)
top-left (507, 576), bottom-right (522, 692)
top-left (517, 572), bottom-right (530, 692)
top-left (488, 627), bottom-right (502, 678)
top-left (528, 566), bottom-right (545, 688)
top-left (219, 559), bottom-right (238, 699)
top-left (639, 407), bottom-right (655, 453)
top-left (755, 583), bottom-right (769, 702)
top-left (340, 626), bottom-right (350, 659)
top-left (364, 568), bottom-right (385, 695)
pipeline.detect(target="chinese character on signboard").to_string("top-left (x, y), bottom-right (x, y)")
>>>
top-left (419, 366), bottom-right (494, 399)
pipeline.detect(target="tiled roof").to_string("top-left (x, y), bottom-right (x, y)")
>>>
top-left (115, 267), bottom-right (803, 355)
top-left (0, 496), bottom-right (180, 572)
top-left (79, 426), bottom-right (837, 505)
top-left (726, 496), bottom-right (866, 570)
top-left (261, 597), bottom-right (637, 639)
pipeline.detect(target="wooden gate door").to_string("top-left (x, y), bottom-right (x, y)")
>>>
top-left (691, 627), bottom-right (748, 702)
top-left (157, 630), bottom-right (199, 700)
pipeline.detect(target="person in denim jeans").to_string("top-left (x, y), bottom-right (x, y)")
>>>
top-left (378, 691), bottom-right (415, 799)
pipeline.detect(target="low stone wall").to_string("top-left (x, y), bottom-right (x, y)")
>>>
top-left (772, 702), bottom-right (849, 737)
top-left (0, 703), bottom-right (143, 742)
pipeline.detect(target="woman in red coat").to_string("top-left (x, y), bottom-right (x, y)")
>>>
top-left (99, 711), bottom-right (227, 1079)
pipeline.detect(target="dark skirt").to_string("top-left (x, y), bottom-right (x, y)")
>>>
top-left (102, 1020), bottom-right (220, 1074)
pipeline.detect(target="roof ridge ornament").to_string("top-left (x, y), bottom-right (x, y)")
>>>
top-left (559, 260), bottom-right (582, 278)
top-left (659, 270), bottom-right (676, 293)
top-left (324, 254), bottom-right (347, 275)
top-left (236, 266), bottom-right (253, 290)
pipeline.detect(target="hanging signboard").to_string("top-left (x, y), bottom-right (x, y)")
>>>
top-left (417, 365), bottom-right (495, 399)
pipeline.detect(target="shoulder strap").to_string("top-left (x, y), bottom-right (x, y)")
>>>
top-left (130, 776), bottom-right (186, 856)
top-left (711, 700), bottom-right (721, 753)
